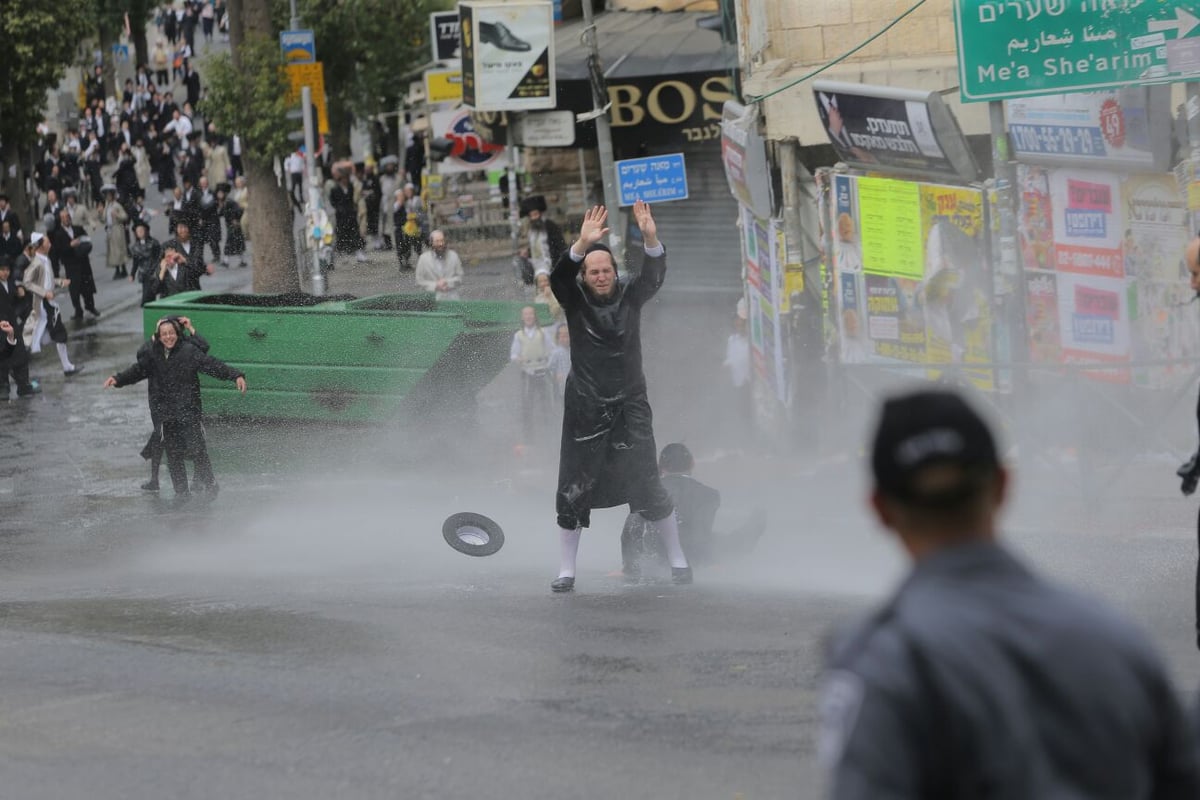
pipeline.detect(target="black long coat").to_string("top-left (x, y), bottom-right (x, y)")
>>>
top-left (549, 245), bottom-right (673, 529)
top-left (114, 334), bottom-right (241, 425)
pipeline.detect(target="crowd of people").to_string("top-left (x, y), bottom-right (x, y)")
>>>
top-left (0, 1), bottom-right (246, 400)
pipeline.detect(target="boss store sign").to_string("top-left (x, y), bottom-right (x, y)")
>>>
top-left (558, 71), bottom-right (737, 151)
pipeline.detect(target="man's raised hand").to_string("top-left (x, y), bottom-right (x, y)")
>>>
top-left (633, 200), bottom-right (658, 248)
top-left (575, 205), bottom-right (610, 252)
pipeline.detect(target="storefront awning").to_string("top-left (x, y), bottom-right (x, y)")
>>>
top-left (554, 9), bottom-right (733, 81)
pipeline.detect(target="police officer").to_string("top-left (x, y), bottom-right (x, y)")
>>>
top-left (822, 388), bottom-right (1200, 797)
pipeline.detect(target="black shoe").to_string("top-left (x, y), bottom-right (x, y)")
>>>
top-left (480, 21), bottom-right (531, 51)
top-left (87, 307), bottom-right (101, 317)
top-left (171, 491), bottom-right (191, 507)
top-left (141, 480), bottom-right (160, 492)
top-left (72, 312), bottom-right (84, 321)
top-left (112, 270), bottom-right (123, 280)
top-left (16, 383), bottom-right (41, 396)
top-left (550, 576), bottom-right (575, 593)
top-left (63, 366), bottom-right (84, 377)
top-left (671, 567), bottom-right (693, 585)
top-left (196, 481), bottom-right (219, 498)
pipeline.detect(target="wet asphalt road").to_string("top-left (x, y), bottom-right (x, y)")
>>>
top-left (4, 248), bottom-right (1200, 798)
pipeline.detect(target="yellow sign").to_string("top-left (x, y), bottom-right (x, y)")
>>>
top-left (425, 69), bottom-right (463, 105)
top-left (285, 61), bottom-right (329, 135)
top-left (857, 176), bottom-right (923, 279)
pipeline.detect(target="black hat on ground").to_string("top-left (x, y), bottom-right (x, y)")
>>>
top-left (870, 389), bottom-right (999, 507)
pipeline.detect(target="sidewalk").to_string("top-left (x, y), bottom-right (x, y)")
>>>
top-left (319, 244), bottom-right (528, 303)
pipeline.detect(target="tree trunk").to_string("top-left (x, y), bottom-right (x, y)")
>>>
top-left (131, 0), bottom-right (150, 69)
top-left (246, 159), bottom-right (300, 293)
top-left (229, 0), bottom-right (300, 293)
top-left (1, 138), bottom-right (33, 233)
top-left (326, 95), bottom-right (352, 160)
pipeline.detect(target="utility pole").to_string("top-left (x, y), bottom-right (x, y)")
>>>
top-left (578, 0), bottom-right (621, 258)
top-left (302, 85), bottom-right (324, 295)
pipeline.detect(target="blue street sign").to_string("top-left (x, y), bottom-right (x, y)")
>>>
top-left (281, 29), bottom-right (316, 64)
top-left (616, 153), bottom-right (689, 206)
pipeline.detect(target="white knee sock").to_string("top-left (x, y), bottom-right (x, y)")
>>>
top-left (55, 343), bottom-right (74, 371)
top-left (652, 512), bottom-right (689, 569)
top-left (558, 527), bottom-right (581, 579)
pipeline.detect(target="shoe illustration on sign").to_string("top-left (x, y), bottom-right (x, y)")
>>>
top-left (479, 21), bottom-right (531, 51)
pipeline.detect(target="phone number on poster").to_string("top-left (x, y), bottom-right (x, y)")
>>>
top-left (1010, 125), bottom-right (1105, 157)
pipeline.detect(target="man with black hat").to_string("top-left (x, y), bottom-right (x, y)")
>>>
top-left (821, 387), bottom-right (1200, 797)
top-left (547, 202), bottom-right (690, 593)
top-left (518, 195), bottom-right (566, 283)
top-left (158, 215), bottom-right (213, 295)
top-left (51, 207), bottom-right (99, 320)
top-left (0, 259), bottom-right (40, 398)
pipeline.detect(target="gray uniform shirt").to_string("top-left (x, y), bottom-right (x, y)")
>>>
top-left (822, 541), bottom-right (1200, 799)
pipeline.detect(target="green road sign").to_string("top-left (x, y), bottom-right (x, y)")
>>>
top-left (954, 1), bottom-right (1200, 103)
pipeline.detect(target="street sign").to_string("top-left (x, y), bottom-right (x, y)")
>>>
top-left (281, 29), bottom-right (316, 64)
top-left (430, 11), bottom-right (460, 61)
top-left (616, 154), bottom-right (688, 206)
top-left (425, 68), bottom-right (463, 105)
top-left (511, 110), bottom-right (574, 146)
top-left (954, 1), bottom-right (1200, 102)
top-left (286, 62), bottom-right (329, 134)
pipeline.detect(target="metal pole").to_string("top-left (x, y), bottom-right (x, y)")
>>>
top-left (289, 0), bottom-right (300, 31)
top-left (579, 0), bottom-right (621, 259)
top-left (302, 85), bottom-right (324, 296)
top-left (507, 127), bottom-right (520, 250)
top-left (577, 146), bottom-right (588, 213)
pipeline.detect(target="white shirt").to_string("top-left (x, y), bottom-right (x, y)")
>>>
top-left (724, 332), bottom-right (751, 388)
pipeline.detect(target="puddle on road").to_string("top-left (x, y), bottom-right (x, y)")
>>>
top-left (0, 597), bottom-right (370, 656)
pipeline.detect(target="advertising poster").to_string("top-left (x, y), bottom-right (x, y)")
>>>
top-left (857, 177), bottom-right (923, 279)
top-left (838, 272), bottom-right (868, 363)
top-left (919, 184), bottom-right (992, 389)
top-left (459, 1), bottom-right (555, 111)
top-left (1123, 173), bottom-right (1197, 385)
top-left (430, 107), bottom-right (508, 174)
top-left (1055, 272), bottom-right (1131, 382)
top-left (1122, 174), bottom-right (1187, 283)
top-left (831, 174), bottom-right (863, 274)
top-left (813, 87), bottom-right (958, 177)
top-left (741, 206), bottom-right (764, 290)
top-left (1048, 169), bottom-right (1123, 279)
top-left (865, 274), bottom-right (927, 363)
top-left (1006, 89), bottom-right (1171, 172)
top-left (1025, 271), bottom-right (1062, 364)
top-left (1017, 164), bottom-right (1054, 272)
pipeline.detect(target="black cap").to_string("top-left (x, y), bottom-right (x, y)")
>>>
top-left (659, 443), bottom-right (693, 474)
top-left (871, 389), bottom-right (999, 506)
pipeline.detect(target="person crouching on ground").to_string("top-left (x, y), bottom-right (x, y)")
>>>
top-left (104, 316), bottom-right (246, 501)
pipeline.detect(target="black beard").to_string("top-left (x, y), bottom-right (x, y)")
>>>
top-left (530, 219), bottom-right (544, 231)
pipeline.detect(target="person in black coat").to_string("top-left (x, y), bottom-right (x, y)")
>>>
top-left (547, 203), bottom-right (690, 593)
top-left (131, 315), bottom-right (209, 491)
top-left (158, 215), bottom-right (213, 294)
top-left (129, 219), bottom-right (163, 306)
top-left (0, 262), bottom-right (39, 398)
top-left (152, 240), bottom-right (208, 298)
top-left (105, 316), bottom-right (246, 499)
top-left (50, 207), bottom-right (99, 319)
top-left (518, 195), bottom-right (567, 284)
top-left (0, 193), bottom-right (22, 239)
top-left (0, 220), bottom-right (23, 265)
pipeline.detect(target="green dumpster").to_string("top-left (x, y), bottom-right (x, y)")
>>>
top-left (143, 291), bottom-right (552, 423)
